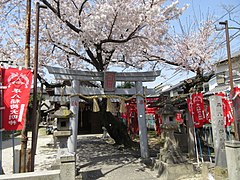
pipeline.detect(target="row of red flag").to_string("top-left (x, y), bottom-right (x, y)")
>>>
top-left (1, 68), bottom-right (32, 131)
top-left (187, 91), bottom-right (237, 128)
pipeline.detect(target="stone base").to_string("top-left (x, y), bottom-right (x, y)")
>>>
top-left (156, 162), bottom-right (194, 180)
top-left (54, 130), bottom-right (72, 137)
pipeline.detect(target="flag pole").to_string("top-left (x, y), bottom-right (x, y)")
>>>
top-left (20, 0), bottom-right (31, 172)
top-left (0, 66), bottom-right (3, 174)
top-left (12, 130), bottom-right (16, 173)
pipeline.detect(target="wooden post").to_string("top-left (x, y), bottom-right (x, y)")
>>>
top-left (24, 0), bottom-right (31, 68)
top-left (20, 0), bottom-right (31, 173)
top-left (0, 67), bottom-right (3, 174)
top-left (29, 2), bottom-right (47, 172)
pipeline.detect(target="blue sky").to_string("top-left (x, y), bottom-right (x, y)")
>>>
top-left (143, 0), bottom-right (240, 88)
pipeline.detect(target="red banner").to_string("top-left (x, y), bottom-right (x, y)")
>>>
top-left (190, 93), bottom-right (206, 128)
top-left (234, 87), bottom-right (240, 95)
top-left (222, 98), bottom-right (234, 127)
top-left (176, 113), bottom-right (183, 124)
top-left (2, 68), bottom-right (32, 131)
top-left (215, 93), bottom-right (234, 127)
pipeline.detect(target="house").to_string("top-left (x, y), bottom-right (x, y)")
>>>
top-left (207, 52), bottom-right (240, 94)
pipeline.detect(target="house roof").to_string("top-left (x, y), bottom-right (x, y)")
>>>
top-left (217, 51), bottom-right (240, 64)
top-left (204, 85), bottom-right (230, 96)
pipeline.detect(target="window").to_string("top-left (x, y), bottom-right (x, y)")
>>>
top-left (216, 73), bottom-right (225, 85)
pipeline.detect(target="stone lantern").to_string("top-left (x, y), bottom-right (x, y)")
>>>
top-left (158, 102), bottom-right (179, 140)
top-left (154, 102), bottom-right (191, 179)
top-left (53, 105), bottom-right (73, 158)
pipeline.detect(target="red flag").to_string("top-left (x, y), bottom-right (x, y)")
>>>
top-left (234, 87), bottom-right (240, 95)
top-left (2, 68), bottom-right (32, 131)
top-left (215, 93), bottom-right (234, 127)
top-left (191, 93), bottom-right (206, 128)
top-left (176, 113), bottom-right (183, 124)
top-left (222, 98), bottom-right (234, 127)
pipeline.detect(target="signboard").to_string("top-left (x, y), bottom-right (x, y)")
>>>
top-left (104, 72), bottom-right (116, 92)
top-left (2, 68), bottom-right (32, 131)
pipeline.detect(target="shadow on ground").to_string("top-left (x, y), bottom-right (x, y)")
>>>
top-left (76, 136), bottom-right (147, 179)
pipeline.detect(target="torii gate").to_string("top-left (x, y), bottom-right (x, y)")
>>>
top-left (46, 66), bottom-right (160, 159)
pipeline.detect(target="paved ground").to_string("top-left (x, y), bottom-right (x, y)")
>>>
top-left (1, 129), bottom-right (205, 179)
top-left (76, 135), bottom-right (158, 180)
top-left (2, 130), bottom-right (58, 174)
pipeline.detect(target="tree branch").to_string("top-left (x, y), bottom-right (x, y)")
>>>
top-left (40, 0), bottom-right (82, 33)
top-left (108, 11), bottom-right (118, 39)
top-left (37, 73), bottom-right (71, 88)
top-left (85, 47), bottom-right (101, 71)
top-left (144, 55), bottom-right (195, 72)
top-left (95, 44), bottom-right (104, 71)
top-left (101, 25), bottom-right (146, 44)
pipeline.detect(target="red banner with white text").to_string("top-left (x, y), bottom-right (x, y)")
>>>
top-left (2, 68), bottom-right (32, 131)
top-left (189, 93), bottom-right (206, 128)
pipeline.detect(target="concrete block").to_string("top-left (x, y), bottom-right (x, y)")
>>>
top-left (225, 140), bottom-right (240, 180)
top-left (60, 161), bottom-right (75, 180)
top-left (60, 155), bottom-right (76, 180)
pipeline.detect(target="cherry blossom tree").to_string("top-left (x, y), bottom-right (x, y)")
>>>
top-left (0, 0), bottom-right (223, 146)
top-left (0, 0), bottom-right (190, 146)
top-left (150, 16), bottom-right (224, 93)
top-left (0, 0), bottom-right (188, 69)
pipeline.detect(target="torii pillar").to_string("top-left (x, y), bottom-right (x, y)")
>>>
top-left (68, 80), bottom-right (80, 153)
top-left (136, 81), bottom-right (149, 158)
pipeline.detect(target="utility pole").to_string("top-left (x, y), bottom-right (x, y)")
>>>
top-left (20, 0), bottom-right (31, 173)
top-left (30, 2), bottom-right (47, 172)
top-left (24, 0), bottom-right (31, 69)
top-left (219, 20), bottom-right (239, 140)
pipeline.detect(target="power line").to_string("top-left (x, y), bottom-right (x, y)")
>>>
top-left (160, 70), bottom-right (182, 85)
top-left (213, 3), bottom-right (240, 25)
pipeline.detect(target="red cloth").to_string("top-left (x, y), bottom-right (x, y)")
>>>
top-left (191, 93), bottom-right (206, 128)
top-left (215, 93), bottom-right (234, 127)
top-left (176, 113), bottom-right (183, 124)
top-left (155, 114), bottom-right (162, 135)
top-left (2, 68), bottom-right (32, 131)
top-left (222, 98), bottom-right (234, 127)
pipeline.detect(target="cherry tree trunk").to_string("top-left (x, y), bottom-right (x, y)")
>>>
top-left (100, 99), bottom-right (136, 148)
